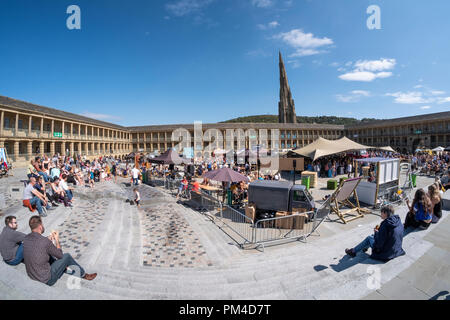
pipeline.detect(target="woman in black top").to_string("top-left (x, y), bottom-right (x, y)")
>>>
top-left (428, 183), bottom-right (442, 224)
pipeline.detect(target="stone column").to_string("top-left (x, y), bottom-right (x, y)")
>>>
top-left (28, 115), bottom-right (32, 135)
top-left (62, 121), bottom-right (65, 137)
top-left (13, 141), bottom-right (19, 160)
top-left (15, 113), bottom-right (19, 134)
top-left (77, 142), bottom-right (81, 156)
top-left (27, 140), bottom-right (32, 159)
top-left (39, 142), bottom-right (44, 156)
top-left (50, 142), bottom-right (55, 155)
top-left (91, 142), bottom-right (95, 155)
top-left (61, 141), bottom-right (66, 156)
top-left (40, 118), bottom-right (44, 136)
top-left (51, 120), bottom-right (54, 135)
top-left (0, 110), bottom-right (4, 136)
top-left (70, 142), bottom-right (74, 156)
top-left (84, 143), bottom-right (89, 156)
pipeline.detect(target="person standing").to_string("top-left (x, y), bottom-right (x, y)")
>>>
top-left (23, 216), bottom-right (97, 286)
top-left (0, 216), bottom-right (26, 265)
top-left (131, 166), bottom-right (141, 186)
top-left (133, 188), bottom-right (141, 208)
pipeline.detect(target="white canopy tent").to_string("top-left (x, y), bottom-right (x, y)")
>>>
top-left (290, 136), bottom-right (370, 161)
top-left (432, 146), bottom-right (445, 152)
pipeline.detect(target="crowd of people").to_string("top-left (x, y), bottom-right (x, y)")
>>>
top-left (1, 149), bottom-right (448, 288)
top-left (345, 180), bottom-right (445, 260)
top-left (0, 152), bottom-right (135, 286)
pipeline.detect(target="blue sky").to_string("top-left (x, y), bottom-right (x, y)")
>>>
top-left (0, 0), bottom-right (449, 126)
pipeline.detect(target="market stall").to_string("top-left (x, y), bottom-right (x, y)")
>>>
top-left (355, 157), bottom-right (400, 206)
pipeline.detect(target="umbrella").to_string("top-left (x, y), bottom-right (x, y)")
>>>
top-left (445, 146), bottom-right (450, 152)
top-left (202, 167), bottom-right (249, 183)
top-left (149, 148), bottom-right (189, 165)
top-left (432, 146), bottom-right (445, 152)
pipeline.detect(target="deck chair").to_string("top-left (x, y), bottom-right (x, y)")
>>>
top-left (329, 177), bottom-right (367, 224)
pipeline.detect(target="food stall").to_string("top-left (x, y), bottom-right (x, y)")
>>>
top-left (355, 158), bottom-right (400, 206)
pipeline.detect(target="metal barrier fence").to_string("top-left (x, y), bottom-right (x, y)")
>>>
top-left (144, 174), bottom-right (332, 251)
top-left (253, 212), bottom-right (314, 250)
top-left (186, 189), bottom-right (332, 250)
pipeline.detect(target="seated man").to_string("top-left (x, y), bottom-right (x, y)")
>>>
top-left (0, 216), bottom-right (26, 265)
top-left (345, 205), bottom-right (405, 261)
top-left (441, 170), bottom-right (450, 191)
top-left (59, 174), bottom-right (74, 202)
top-left (23, 177), bottom-right (54, 217)
top-left (23, 216), bottom-right (97, 286)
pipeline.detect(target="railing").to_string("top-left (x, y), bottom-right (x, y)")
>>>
top-left (187, 188), bottom-right (332, 250)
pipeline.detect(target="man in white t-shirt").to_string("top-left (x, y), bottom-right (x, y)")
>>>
top-left (131, 167), bottom-right (141, 186)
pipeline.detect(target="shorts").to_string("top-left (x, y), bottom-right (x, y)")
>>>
top-left (135, 200), bottom-right (140, 205)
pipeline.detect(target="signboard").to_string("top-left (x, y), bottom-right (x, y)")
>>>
top-left (53, 132), bottom-right (63, 138)
top-left (415, 130), bottom-right (422, 134)
top-left (279, 158), bottom-right (304, 171)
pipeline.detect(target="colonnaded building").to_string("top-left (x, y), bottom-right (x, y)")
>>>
top-left (1, 53), bottom-right (449, 167)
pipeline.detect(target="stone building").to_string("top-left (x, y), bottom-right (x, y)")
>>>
top-left (0, 96), bottom-right (131, 167)
top-left (345, 111), bottom-right (450, 154)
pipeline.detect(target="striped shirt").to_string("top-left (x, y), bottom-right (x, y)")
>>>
top-left (23, 232), bottom-right (63, 284)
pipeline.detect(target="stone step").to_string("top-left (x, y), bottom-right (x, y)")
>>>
top-left (111, 201), bottom-right (133, 270)
top-left (78, 199), bottom-right (119, 269)
top-left (91, 199), bottom-right (123, 269)
top-left (127, 204), bottom-right (142, 269)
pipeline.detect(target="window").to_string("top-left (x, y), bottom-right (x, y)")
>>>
top-left (4, 117), bottom-right (10, 128)
top-left (293, 190), bottom-right (307, 202)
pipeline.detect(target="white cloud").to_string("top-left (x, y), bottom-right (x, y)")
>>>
top-left (414, 85), bottom-right (424, 89)
top-left (354, 58), bottom-right (396, 72)
top-left (274, 29), bottom-right (333, 57)
top-left (166, 0), bottom-right (214, 17)
top-left (351, 90), bottom-right (370, 97)
top-left (339, 71), bottom-right (392, 82)
top-left (257, 21), bottom-right (279, 30)
top-left (338, 58), bottom-right (396, 82)
top-left (287, 60), bottom-right (301, 69)
top-left (336, 90), bottom-right (371, 102)
top-left (438, 97), bottom-right (450, 104)
top-left (289, 48), bottom-right (323, 57)
top-left (431, 90), bottom-right (445, 96)
top-left (251, 0), bottom-right (273, 8)
top-left (386, 91), bottom-right (431, 104)
top-left (420, 106), bottom-right (432, 110)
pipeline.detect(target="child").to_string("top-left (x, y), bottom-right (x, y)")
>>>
top-left (89, 168), bottom-right (95, 189)
top-left (133, 188), bottom-right (141, 208)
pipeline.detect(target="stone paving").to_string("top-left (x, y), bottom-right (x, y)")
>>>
top-left (136, 185), bottom-right (213, 268)
top-left (57, 197), bottom-right (109, 260)
top-left (0, 168), bottom-right (449, 300)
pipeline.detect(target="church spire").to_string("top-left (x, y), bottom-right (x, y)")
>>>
top-left (278, 52), bottom-right (297, 123)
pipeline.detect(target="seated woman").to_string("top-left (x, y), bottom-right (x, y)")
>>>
top-left (405, 189), bottom-right (432, 230)
top-left (27, 159), bottom-right (39, 180)
top-left (428, 183), bottom-right (442, 224)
